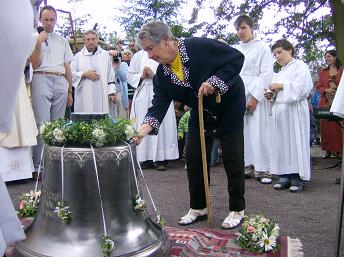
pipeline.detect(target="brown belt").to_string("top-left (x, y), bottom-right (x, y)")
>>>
top-left (34, 71), bottom-right (65, 76)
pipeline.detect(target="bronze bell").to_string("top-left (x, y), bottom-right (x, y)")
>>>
top-left (14, 144), bottom-right (169, 256)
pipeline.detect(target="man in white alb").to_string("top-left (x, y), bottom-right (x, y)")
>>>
top-left (71, 30), bottom-right (116, 114)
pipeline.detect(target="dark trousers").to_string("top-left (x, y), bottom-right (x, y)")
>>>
top-left (186, 126), bottom-right (245, 211)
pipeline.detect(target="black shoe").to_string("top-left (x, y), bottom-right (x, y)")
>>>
top-left (140, 161), bottom-right (155, 169)
top-left (323, 151), bottom-right (332, 159)
top-left (274, 182), bottom-right (291, 190)
top-left (156, 165), bottom-right (167, 171)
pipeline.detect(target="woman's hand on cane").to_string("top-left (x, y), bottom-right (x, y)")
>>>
top-left (198, 82), bottom-right (216, 97)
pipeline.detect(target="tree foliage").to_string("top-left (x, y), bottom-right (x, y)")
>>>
top-left (116, 0), bottom-right (187, 41)
top-left (185, 0), bottom-right (336, 74)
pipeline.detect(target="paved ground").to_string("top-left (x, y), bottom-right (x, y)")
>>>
top-left (6, 145), bottom-right (344, 257)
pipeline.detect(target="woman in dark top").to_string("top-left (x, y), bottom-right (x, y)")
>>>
top-left (133, 21), bottom-right (246, 229)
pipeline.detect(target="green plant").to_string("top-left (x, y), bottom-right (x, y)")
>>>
top-left (54, 202), bottom-right (73, 225)
top-left (101, 235), bottom-right (115, 257)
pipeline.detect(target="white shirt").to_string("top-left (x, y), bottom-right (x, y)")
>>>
top-left (34, 32), bottom-right (74, 74)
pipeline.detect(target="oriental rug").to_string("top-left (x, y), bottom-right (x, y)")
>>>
top-left (5, 221), bottom-right (303, 257)
top-left (165, 226), bottom-right (304, 257)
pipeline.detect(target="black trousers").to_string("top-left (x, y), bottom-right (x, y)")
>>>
top-left (186, 126), bottom-right (245, 211)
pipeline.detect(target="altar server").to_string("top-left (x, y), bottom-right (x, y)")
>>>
top-left (234, 15), bottom-right (274, 184)
top-left (128, 49), bottom-right (179, 171)
top-left (264, 39), bottom-right (312, 192)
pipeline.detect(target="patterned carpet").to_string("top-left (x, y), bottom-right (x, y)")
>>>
top-left (165, 226), bottom-right (303, 257)
top-left (5, 220), bottom-right (303, 256)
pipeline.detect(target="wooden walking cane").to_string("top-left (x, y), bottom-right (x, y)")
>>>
top-left (198, 95), bottom-right (212, 227)
top-left (198, 91), bottom-right (221, 227)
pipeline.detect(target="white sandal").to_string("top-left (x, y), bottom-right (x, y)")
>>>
top-left (178, 208), bottom-right (207, 226)
top-left (221, 210), bottom-right (244, 229)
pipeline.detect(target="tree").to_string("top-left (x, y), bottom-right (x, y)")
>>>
top-left (192, 0), bottom-right (334, 73)
top-left (330, 0), bottom-right (344, 62)
top-left (55, 12), bottom-right (91, 38)
top-left (116, 0), bottom-right (186, 40)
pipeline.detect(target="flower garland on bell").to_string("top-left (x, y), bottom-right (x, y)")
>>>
top-left (40, 117), bottom-right (137, 147)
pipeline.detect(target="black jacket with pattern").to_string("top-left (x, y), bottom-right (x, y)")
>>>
top-left (143, 37), bottom-right (246, 136)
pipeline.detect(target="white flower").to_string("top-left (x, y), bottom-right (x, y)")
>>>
top-left (125, 125), bottom-right (135, 139)
top-left (258, 233), bottom-right (277, 252)
top-left (105, 238), bottom-right (115, 250)
top-left (134, 197), bottom-right (146, 211)
top-left (53, 128), bottom-right (65, 143)
top-left (39, 122), bottom-right (47, 135)
top-left (92, 128), bottom-right (106, 147)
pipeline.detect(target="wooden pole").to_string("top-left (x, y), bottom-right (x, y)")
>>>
top-left (198, 96), bottom-right (212, 227)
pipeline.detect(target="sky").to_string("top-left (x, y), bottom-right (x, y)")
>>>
top-left (46, 0), bottom-right (196, 38)
top-left (44, 0), bottom-right (330, 45)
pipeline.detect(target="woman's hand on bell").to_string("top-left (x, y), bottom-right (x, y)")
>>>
top-left (131, 124), bottom-right (153, 145)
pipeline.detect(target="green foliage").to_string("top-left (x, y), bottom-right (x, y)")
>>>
top-left (101, 236), bottom-right (115, 257)
top-left (55, 12), bottom-right (91, 39)
top-left (180, 0), bottom-right (334, 72)
top-left (39, 117), bottom-right (137, 147)
top-left (54, 202), bottom-right (73, 226)
top-left (116, 0), bottom-right (186, 39)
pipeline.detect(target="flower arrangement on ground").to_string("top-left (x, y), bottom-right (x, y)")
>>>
top-left (236, 214), bottom-right (280, 253)
top-left (17, 190), bottom-right (41, 217)
top-left (40, 117), bottom-right (137, 147)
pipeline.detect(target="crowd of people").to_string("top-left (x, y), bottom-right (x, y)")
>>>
top-left (1, 2), bottom-right (344, 255)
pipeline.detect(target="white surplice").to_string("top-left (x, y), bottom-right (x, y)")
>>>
top-left (128, 50), bottom-right (179, 162)
top-left (71, 46), bottom-right (116, 114)
top-left (0, 1), bottom-right (33, 253)
top-left (0, 73), bottom-right (38, 182)
top-left (270, 59), bottom-right (312, 180)
top-left (330, 75), bottom-right (344, 118)
top-left (236, 38), bottom-right (273, 172)
top-left (0, 0), bottom-right (33, 137)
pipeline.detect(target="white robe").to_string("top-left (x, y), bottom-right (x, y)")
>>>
top-left (0, 0), bottom-right (32, 253)
top-left (128, 50), bottom-right (179, 162)
top-left (0, 0), bottom-right (33, 137)
top-left (71, 46), bottom-right (116, 114)
top-left (330, 75), bottom-right (344, 118)
top-left (270, 59), bottom-right (312, 180)
top-left (0, 73), bottom-right (38, 182)
top-left (236, 38), bottom-right (273, 172)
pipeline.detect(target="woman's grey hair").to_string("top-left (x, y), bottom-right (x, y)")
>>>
top-left (137, 21), bottom-right (174, 45)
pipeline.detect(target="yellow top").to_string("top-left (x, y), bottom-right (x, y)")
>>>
top-left (169, 51), bottom-right (184, 81)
